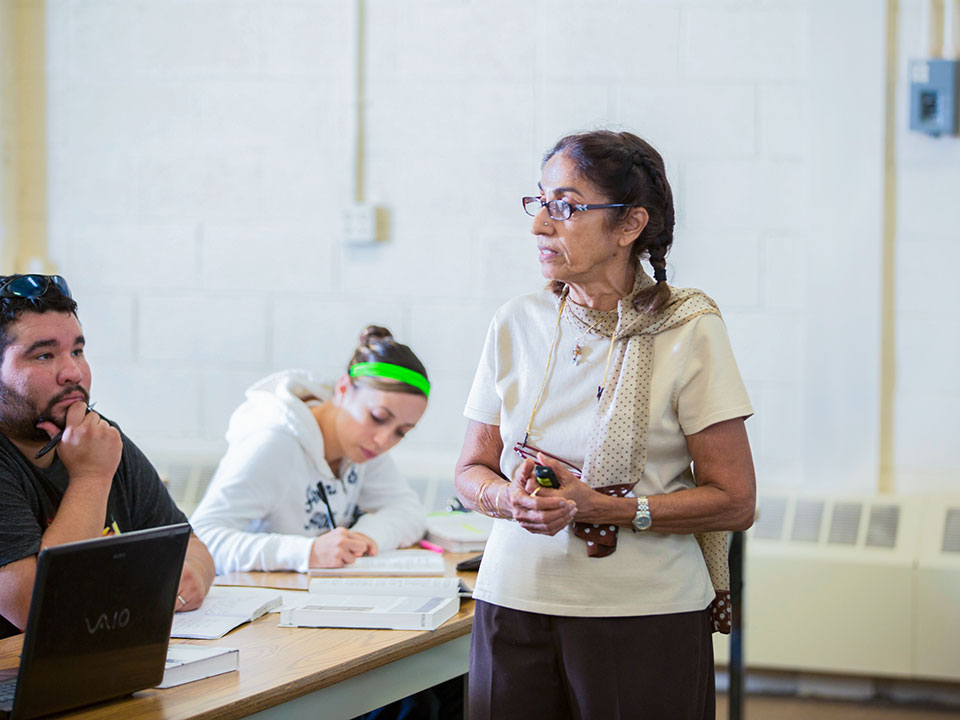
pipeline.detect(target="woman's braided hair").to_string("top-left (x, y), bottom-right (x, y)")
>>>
top-left (543, 130), bottom-right (675, 314)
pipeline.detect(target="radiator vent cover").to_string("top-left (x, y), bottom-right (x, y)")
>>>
top-left (791, 499), bottom-right (824, 542)
top-left (943, 508), bottom-right (960, 553)
top-left (866, 505), bottom-right (900, 548)
top-left (828, 502), bottom-right (863, 545)
top-left (753, 496), bottom-right (788, 540)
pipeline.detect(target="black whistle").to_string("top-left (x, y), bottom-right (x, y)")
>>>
top-left (534, 465), bottom-right (560, 489)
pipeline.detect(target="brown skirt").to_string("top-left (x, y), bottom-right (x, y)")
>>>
top-left (469, 600), bottom-right (715, 720)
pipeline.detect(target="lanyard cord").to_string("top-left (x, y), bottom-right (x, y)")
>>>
top-left (523, 295), bottom-right (566, 445)
top-left (524, 293), bottom-right (621, 442)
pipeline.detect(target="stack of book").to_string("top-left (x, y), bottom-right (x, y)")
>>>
top-left (425, 512), bottom-right (494, 552)
top-left (281, 576), bottom-right (461, 631)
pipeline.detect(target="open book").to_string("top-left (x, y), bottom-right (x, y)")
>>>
top-left (170, 586), bottom-right (282, 639)
top-left (280, 576), bottom-right (461, 631)
top-left (156, 645), bottom-right (239, 688)
top-left (307, 549), bottom-right (445, 577)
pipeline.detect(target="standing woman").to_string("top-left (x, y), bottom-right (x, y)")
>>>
top-left (455, 130), bottom-right (756, 719)
top-left (192, 326), bottom-right (429, 573)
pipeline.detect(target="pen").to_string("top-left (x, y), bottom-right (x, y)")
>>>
top-left (314, 480), bottom-right (337, 531)
top-left (34, 402), bottom-right (96, 460)
top-left (418, 540), bottom-right (445, 554)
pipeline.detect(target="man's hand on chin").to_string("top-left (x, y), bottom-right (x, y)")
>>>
top-left (38, 401), bottom-right (121, 484)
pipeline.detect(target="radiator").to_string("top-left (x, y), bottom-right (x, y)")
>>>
top-left (714, 492), bottom-right (960, 682)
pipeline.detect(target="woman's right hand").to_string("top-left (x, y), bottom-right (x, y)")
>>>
top-left (508, 458), bottom-right (578, 536)
top-left (309, 528), bottom-right (378, 568)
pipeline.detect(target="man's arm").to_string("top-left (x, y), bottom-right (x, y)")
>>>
top-left (176, 534), bottom-right (215, 612)
top-left (0, 405), bottom-right (122, 631)
top-left (0, 555), bottom-right (36, 632)
top-left (37, 403), bottom-right (121, 549)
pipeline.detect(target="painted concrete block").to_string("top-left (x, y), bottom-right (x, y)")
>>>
top-left (91, 365), bottom-right (201, 441)
top-left (270, 297), bottom-right (405, 370)
top-left (201, 225), bottom-right (332, 291)
top-left (684, 7), bottom-right (809, 80)
top-left (668, 229), bottom-right (762, 309)
top-left (760, 84), bottom-right (809, 158)
top-left (139, 294), bottom-right (268, 364)
top-left (618, 84), bottom-right (756, 158)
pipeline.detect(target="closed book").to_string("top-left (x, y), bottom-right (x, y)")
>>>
top-left (156, 645), bottom-right (239, 688)
top-left (425, 512), bottom-right (494, 552)
top-left (280, 594), bottom-right (459, 631)
top-left (307, 576), bottom-right (470, 598)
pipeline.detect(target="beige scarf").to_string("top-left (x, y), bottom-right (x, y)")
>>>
top-left (562, 269), bottom-right (732, 633)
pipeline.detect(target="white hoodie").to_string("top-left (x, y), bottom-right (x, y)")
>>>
top-left (191, 369), bottom-right (427, 573)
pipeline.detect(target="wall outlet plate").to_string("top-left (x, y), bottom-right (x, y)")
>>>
top-left (342, 203), bottom-right (378, 244)
top-left (909, 59), bottom-right (959, 137)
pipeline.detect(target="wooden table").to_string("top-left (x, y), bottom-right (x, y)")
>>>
top-left (0, 554), bottom-right (478, 719)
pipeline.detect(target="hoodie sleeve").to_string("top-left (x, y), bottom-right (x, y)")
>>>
top-left (190, 431), bottom-right (316, 573)
top-left (350, 456), bottom-right (427, 552)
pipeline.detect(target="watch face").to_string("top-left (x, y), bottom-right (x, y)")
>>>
top-left (634, 515), bottom-right (652, 531)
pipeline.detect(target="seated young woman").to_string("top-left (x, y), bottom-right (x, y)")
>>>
top-left (191, 326), bottom-right (430, 573)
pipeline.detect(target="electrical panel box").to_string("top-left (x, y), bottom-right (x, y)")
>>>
top-left (909, 59), bottom-right (959, 137)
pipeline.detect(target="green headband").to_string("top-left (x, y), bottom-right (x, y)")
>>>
top-left (349, 362), bottom-right (430, 397)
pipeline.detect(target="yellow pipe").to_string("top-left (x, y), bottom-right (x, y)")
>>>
top-left (878, 0), bottom-right (899, 494)
top-left (1, 0), bottom-right (48, 273)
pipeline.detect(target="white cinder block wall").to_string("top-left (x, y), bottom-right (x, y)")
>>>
top-left (35, 0), bottom-right (955, 494)
top-left (895, 0), bottom-right (960, 492)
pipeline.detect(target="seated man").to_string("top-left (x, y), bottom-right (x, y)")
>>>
top-left (0, 274), bottom-right (214, 639)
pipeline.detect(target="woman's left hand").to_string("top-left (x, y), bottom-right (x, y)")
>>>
top-left (510, 458), bottom-right (578, 536)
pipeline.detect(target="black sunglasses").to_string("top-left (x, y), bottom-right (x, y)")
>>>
top-left (0, 274), bottom-right (72, 300)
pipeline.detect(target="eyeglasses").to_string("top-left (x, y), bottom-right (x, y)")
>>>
top-left (522, 196), bottom-right (636, 222)
top-left (513, 439), bottom-right (582, 479)
top-left (0, 274), bottom-right (72, 301)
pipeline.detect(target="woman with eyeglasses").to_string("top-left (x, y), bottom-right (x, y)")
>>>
top-left (455, 130), bottom-right (756, 720)
top-left (191, 326), bottom-right (429, 573)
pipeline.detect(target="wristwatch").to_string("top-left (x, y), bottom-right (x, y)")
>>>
top-left (632, 496), bottom-right (652, 532)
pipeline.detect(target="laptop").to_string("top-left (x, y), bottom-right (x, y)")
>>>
top-left (0, 523), bottom-right (190, 720)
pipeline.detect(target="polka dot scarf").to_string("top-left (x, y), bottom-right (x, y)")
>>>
top-left (562, 269), bottom-right (733, 633)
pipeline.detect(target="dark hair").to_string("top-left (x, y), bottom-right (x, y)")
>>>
top-left (544, 130), bottom-right (675, 314)
top-left (0, 274), bottom-right (79, 359)
top-left (347, 325), bottom-right (429, 397)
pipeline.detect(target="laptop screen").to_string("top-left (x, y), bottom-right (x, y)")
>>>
top-left (11, 524), bottom-right (190, 720)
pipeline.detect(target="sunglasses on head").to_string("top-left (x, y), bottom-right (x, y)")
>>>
top-left (0, 274), bottom-right (72, 301)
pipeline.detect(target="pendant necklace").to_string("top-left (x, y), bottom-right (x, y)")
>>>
top-left (570, 311), bottom-right (616, 366)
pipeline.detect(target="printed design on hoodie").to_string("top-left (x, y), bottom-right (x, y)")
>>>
top-left (304, 481), bottom-right (334, 531)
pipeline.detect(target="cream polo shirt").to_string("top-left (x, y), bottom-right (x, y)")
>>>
top-left (464, 289), bottom-right (753, 618)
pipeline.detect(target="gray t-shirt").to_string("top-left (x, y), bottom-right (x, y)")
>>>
top-left (0, 419), bottom-right (187, 638)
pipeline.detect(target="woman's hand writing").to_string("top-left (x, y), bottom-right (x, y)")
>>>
top-left (309, 528), bottom-right (378, 568)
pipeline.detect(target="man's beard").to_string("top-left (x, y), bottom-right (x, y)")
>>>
top-left (0, 383), bottom-right (90, 444)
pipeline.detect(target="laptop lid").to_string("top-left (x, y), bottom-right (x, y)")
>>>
top-left (9, 523), bottom-right (190, 720)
